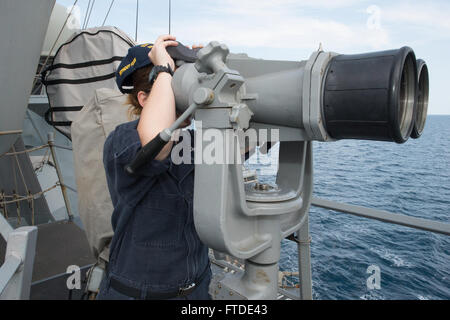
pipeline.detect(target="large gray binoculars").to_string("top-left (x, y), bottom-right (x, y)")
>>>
top-left (125, 43), bottom-right (429, 175)
top-left (163, 42), bottom-right (430, 300)
top-left (173, 43), bottom-right (429, 144)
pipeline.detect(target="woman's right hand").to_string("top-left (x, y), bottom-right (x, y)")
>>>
top-left (148, 34), bottom-right (178, 70)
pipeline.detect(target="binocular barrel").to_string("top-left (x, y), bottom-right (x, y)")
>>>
top-left (411, 59), bottom-right (429, 139)
top-left (172, 44), bottom-right (429, 144)
top-left (323, 47), bottom-right (424, 143)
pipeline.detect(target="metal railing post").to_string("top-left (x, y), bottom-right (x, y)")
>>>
top-left (0, 213), bottom-right (13, 240)
top-left (0, 225), bottom-right (38, 299)
top-left (0, 130), bottom-right (23, 136)
top-left (297, 215), bottom-right (313, 300)
top-left (47, 132), bottom-right (74, 221)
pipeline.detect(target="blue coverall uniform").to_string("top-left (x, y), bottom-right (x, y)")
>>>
top-left (97, 119), bottom-right (211, 300)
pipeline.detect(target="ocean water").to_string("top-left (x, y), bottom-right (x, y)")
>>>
top-left (251, 115), bottom-right (450, 300)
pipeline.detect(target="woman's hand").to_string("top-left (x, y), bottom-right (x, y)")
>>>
top-left (148, 34), bottom-right (178, 70)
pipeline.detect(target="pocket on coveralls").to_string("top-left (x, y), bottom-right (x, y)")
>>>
top-left (132, 194), bottom-right (185, 248)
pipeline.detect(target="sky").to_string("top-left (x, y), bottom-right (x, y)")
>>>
top-left (56, 0), bottom-right (450, 115)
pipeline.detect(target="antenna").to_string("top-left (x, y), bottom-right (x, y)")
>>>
top-left (169, 0), bottom-right (171, 34)
top-left (82, 0), bottom-right (91, 29)
top-left (84, 0), bottom-right (95, 29)
top-left (102, 0), bottom-right (115, 26)
top-left (135, 0), bottom-right (139, 42)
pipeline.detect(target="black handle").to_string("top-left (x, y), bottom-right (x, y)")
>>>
top-left (124, 133), bottom-right (167, 175)
top-left (166, 43), bottom-right (201, 63)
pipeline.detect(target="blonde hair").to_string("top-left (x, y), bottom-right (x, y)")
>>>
top-left (126, 65), bottom-right (153, 118)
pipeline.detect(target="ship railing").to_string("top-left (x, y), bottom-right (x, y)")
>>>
top-left (300, 197), bottom-right (449, 299)
top-left (0, 131), bottom-right (75, 222)
top-left (311, 197), bottom-right (450, 236)
top-left (0, 214), bottom-right (37, 300)
top-left (210, 197), bottom-right (450, 300)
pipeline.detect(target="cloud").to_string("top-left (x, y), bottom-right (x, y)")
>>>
top-left (158, 0), bottom-right (390, 54)
top-left (382, 2), bottom-right (450, 33)
top-left (219, 0), bottom-right (364, 11)
top-left (180, 17), bottom-right (388, 52)
top-left (139, 1), bottom-right (449, 56)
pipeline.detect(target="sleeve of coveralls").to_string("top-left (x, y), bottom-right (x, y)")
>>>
top-left (103, 122), bottom-right (171, 205)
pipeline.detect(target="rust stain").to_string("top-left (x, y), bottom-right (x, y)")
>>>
top-left (256, 270), bottom-right (271, 283)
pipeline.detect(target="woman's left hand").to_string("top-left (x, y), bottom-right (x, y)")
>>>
top-left (148, 34), bottom-right (178, 70)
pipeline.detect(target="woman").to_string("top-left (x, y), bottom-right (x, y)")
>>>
top-left (97, 35), bottom-right (211, 300)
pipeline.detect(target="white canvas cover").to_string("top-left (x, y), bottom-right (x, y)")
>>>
top-left (71, 88), bottom-right (133, 262)
top-left (43, 26), bottom-right (135, 139)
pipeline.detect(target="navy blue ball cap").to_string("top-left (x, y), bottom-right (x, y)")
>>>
top-left (116, 43), bottom-right (154, 94)
top-left (116, 41), bottom-right (200, 94)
